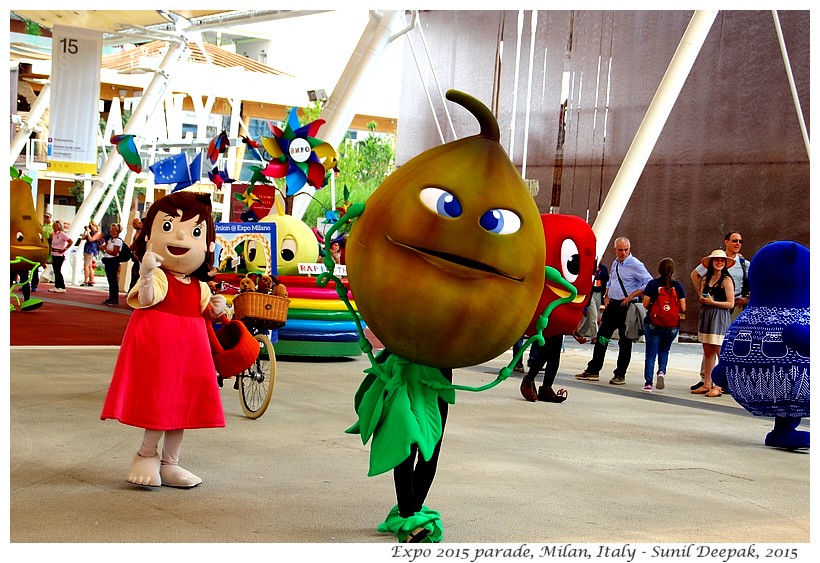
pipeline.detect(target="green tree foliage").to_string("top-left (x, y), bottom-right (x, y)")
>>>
top-left (301, 101), bottom-right (324, 123)
top-left (302, 121), bottom-right (395, 232)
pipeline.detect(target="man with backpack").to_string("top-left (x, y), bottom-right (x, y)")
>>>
top-left (689, 230), bottom-right (750, 390)
top-left (101, 223), bottom-right (131, 306)
top-left (642, 258), bottom-right (687, 392)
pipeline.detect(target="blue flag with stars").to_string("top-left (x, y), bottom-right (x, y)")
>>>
top-left (149, 152), bottom-right (202, 191)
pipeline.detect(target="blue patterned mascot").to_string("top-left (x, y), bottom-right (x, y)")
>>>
top-left (712, 241), bottom-right (809, 450)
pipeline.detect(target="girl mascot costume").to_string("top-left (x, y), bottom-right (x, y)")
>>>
top-left (101, 191), bottom-right (228, 488)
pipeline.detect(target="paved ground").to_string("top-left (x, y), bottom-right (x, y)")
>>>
top-left (8, 318), bottom-right (811, 558)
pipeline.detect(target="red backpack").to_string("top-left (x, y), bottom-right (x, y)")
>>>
top-left (649, 285), bottom-right (681, 328)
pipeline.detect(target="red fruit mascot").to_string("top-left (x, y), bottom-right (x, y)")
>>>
top-left (518, 214), bottom-right (597, 403)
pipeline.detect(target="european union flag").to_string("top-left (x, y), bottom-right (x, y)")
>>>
top-left (149, 152), bottom-right (202, 191)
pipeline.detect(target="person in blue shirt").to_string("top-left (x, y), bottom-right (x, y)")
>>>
top-left (575, 237), bottom-right (653, 385)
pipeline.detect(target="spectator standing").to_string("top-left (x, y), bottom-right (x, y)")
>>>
top-left (82, 222), bottom-right (103, 286)
top-left (578, 261), bottom-right (609, 341)
top-left (47, 220), bottom-right (72, 293)
top-left (129, 217), bottom-right (143, 290)
top-left (689, 231), bottom-right (749, 390)
top-left (692, 250), bottom-right (735, 397)
top-left (641, 258), bottom-right (686, 392)
top-left (101, 223), bottom-right (123, 306)
top-left (31, 211), bottom-right (53, 292)
top-left (575, 237), bottom-right (652, 385)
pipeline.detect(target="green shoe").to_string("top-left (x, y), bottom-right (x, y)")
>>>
top-left (377, 504), bottom-right (443, 543)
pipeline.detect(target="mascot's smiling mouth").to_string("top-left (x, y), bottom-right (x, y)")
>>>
top-left (167, 245), bottom-right (190, 256)
top-left (387, 236), bottom-right (523, 282)
top-left (547, 283), bottom-right (586, 303)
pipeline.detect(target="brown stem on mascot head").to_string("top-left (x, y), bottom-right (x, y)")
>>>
top-left (445, 90), bottom-right (500, 142)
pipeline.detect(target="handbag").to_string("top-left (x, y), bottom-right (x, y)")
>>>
top-left (616, 262), bottom-right (645, 341)
top-left (206, 314), bottom-right (259, 378)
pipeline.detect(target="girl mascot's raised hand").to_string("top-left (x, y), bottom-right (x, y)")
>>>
top-left (101, 191), bottom-right (225, 488)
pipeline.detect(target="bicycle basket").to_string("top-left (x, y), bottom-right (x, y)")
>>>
top-left (232, 292), bottom-right (289, 326)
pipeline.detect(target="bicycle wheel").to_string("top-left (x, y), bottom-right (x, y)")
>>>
top-left (239, 333), bottom-right (276, 418)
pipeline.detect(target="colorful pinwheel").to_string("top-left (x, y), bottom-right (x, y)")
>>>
top-left (259, 108), bottom-right (337, 196)
top-left (241, 136), bottom-right (264, 161)
top-left (208, 166), bottom-right (236, 190)
top-left (335, 185), bottom-right (353, 219)
top-left (233, 185), bottom-right (261, 210)
top-left (207, 131), bottom-right (230, 165)
top-left (248, 165), bottom-right (273, 187)
top-left (111, 134), bottom-right (142, 173)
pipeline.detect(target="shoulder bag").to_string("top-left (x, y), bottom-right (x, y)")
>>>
top-left (616, 263), bottom-right (645, 341)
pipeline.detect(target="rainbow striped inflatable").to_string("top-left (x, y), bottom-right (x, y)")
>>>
top-left (274, 275), bottom-right (363, 357)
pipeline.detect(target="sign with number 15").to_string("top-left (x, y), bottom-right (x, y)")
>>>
top-left (48, 25), bottom-right (102, 175)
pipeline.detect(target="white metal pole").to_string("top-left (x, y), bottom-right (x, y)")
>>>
top-left (93, 164), bottom-right (129, 226)
top-left (117, 171), bottom-right (139, 292)
top-left (771, 10), bottom-right (810, 160)
top-left (223, 97), bottom-right (243, 223)
top-left (591, 10), bottom-right (718, 261)
top-left (10, 83), bottom-right (51, 166)
top-left (318, 10), bottom-right (405, 149)
top-left (119, 170), bottom-right (138, 241)
top-left (292, 10), bottom-right (404, 220)
top-left (49, 178), bottom-right (55, 216)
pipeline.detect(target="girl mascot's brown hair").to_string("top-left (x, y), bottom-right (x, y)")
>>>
top-left (101, 191), bottom-right (228, 488)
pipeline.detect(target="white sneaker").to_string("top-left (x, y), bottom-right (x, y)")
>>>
top-left (656, 371), bottom-right (665, 390)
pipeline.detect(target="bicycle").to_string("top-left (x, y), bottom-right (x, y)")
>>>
top-left (211, 279), bottom-right (288, 419)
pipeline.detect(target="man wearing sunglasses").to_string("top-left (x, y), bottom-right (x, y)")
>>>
top-left (689, 230), bottom-right (750, 390)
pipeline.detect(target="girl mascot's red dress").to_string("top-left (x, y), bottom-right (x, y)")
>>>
top-left (101, 192), bottom-right (228, 488)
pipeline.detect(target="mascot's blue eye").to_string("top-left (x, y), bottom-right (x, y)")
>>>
top-left (420, 187), bottom-right (462, 218)
top-left (479, 209), bottom-right (521, 235)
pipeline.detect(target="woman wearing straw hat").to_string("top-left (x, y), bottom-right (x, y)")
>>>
top-left (693, 249), bottom-right (735, 397)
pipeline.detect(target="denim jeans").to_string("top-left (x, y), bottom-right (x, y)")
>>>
top-left (643, 322), bottom-right (679, 385)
